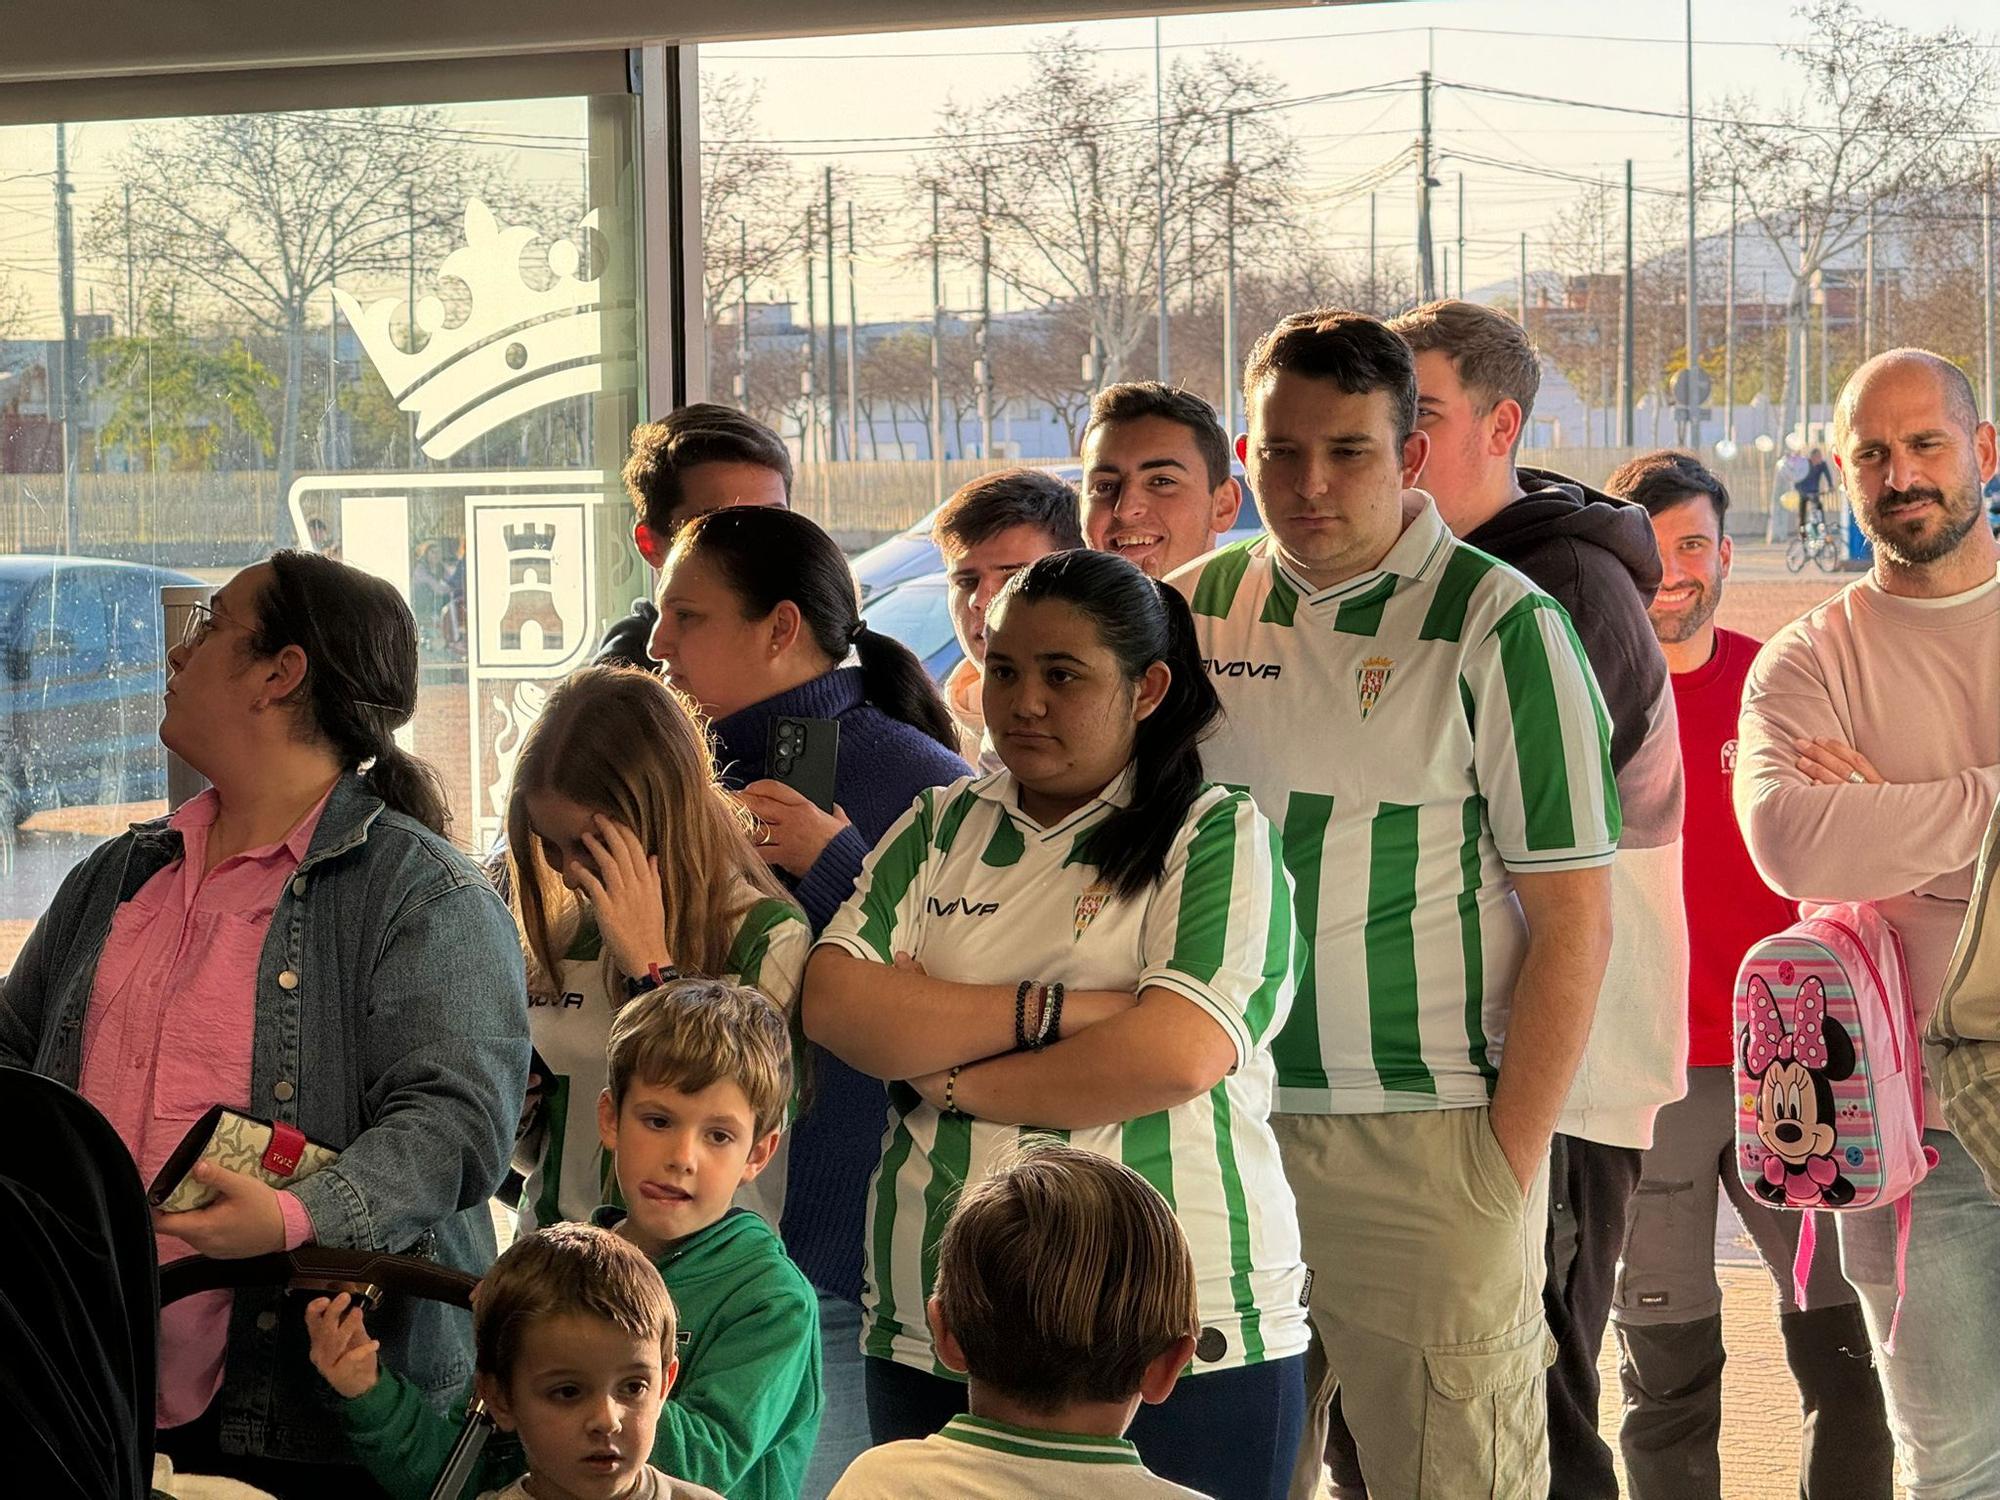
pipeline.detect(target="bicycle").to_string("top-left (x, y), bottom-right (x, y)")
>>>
top-left (1786, 507), bottom-right (1843, 574)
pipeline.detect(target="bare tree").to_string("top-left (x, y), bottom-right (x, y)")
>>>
top-left (0, 269), bottom-right (26, 337)
top-left (700, 76), bottom-right (805, 329)
top-left (994, 307), bottom-right (1096, 453)
top-left (923, 36), bottom-right (1298, 384)
top-left (1703, 0), bottom-right (1990, 436)
top-left (87, 108), bottom-right (490, 539)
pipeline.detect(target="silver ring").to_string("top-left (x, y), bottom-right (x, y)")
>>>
top-left (1847, 770), bottom-right (1867, 784)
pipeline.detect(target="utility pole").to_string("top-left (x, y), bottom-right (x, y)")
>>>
top-left (1456, 173), bottom-right (1465, 300)
top-left (1725, 178), bottom-right (1737, 443)
top-left (54, 121), bottom-right (78, 554)
top-left (1620, 159), bottom-right (1635, 446)
top-left (328, 222), bottom-right (340, 469)
top-left (930, 184), bottom-right (945, 503)
top-left (406, 184), bottom-right (418, 468)
top-left (1517, 232), bottom-right (1527, 326)
top-left (1863, 200), bottom-right (1876, 360)
top-left (1985, 155), bottom-right (1996, 424)
top-left (978, 173), bottom-right (994, 460)
top-left (1417, 71), bottom-right (1436, 301)
top-left (1223, 112), bottom-right (1240, 436)
top-left (1683, 0), bottom-right (1699, 449)
top-left (1442, 248), bottom-right (1451, 306)
top-left (845, 201), bottom-right (860, 459)
top-left (823, 168), bottom-right (839, 461)
top-left (1085, 138), bottom-right (1104, 391)
top-left (1154, 17), bottom-right (1170, 381)
top-left (735, 218), bottom-right (749, 405)
top-left (1366, 191), bottom-right (1377, 314)
top-left (803, 209), bottom-right (820, 473)
top-left (122, 184), bottom-right (135, 335)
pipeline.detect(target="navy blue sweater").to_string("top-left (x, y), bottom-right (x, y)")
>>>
top-left (711, 666), bottom-right (967, 1301)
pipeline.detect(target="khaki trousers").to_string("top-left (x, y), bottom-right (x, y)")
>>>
top-left (1275, 1107), bottom-right (1554, 1500)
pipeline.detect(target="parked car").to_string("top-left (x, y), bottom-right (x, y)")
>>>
top-left (852, 461), bottom-right (1264, 598)
top-left (0, 555), bottom-right (201, 824)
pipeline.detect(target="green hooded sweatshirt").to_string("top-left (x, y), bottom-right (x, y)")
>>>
top-left (340, 1208), bottom-right (823, 1500)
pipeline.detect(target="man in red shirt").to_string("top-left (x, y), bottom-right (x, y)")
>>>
top-left (1605, 451), bottom-right (1891, 1499)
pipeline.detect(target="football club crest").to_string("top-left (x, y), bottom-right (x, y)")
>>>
top-left (1356, 656), bottom-right (1394, 720)
top-left (1074, 886), bottom-right (1109, 941)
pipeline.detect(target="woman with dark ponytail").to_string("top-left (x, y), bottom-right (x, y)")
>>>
top-left (805, 549), bottom-right (1310, 1500)
top-left (649, 504), bottom-right (966, 1490)
top-left (0, 550), bottom-right (528, 1496)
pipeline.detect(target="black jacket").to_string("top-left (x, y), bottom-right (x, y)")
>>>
top-left (595, 597), bottom-right (663, 673)
top-left (1466, 467), bottom-right (1665, 779)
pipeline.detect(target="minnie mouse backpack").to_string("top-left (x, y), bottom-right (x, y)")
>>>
top-left (1734, 900), bottom-right (1939, 1348)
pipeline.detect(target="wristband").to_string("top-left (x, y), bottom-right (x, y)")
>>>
top-left (943, 1065), bottom-right (967, 1118)
top-left (1014, 979), bottom-right (1035, 1051)
top-left (1042, 982), bottom-right (1065, 1046)
top-left (623, 963), bottom-right (682, 1001)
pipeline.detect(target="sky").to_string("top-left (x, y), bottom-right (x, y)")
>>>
top-left (1, 0), bottom-right (1995, 335)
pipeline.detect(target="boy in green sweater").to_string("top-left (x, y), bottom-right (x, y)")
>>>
top-left (305, 978), bottom-right (823, 1500)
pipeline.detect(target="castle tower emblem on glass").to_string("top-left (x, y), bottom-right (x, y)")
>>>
top-left (499, 522), bottom-right (565, 653)
top-left (334, 199), bottom-right (636, 461)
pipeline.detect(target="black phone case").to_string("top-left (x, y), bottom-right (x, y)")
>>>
top-left (768, 715), bottom-right (839, 813)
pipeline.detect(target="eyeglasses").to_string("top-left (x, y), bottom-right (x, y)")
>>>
top-left (179, 600), bottom-right (251, 652)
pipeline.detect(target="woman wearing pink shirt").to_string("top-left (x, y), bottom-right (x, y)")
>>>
top-left (0, 551), bottom-right (529, 1498)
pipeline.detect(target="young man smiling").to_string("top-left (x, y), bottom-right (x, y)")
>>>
top-left (1606, 450), bottom-right (1891, 1500)
top-left (1390, 299), bottom-right (1688, 1500)
top-left (1082, 382), bottom-right (1243, 579)
top-left (1171, 308), bottom-right (1618, 1499)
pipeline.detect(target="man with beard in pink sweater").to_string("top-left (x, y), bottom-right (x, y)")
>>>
top-left (1736, 348), bottom-right (2000, 1499)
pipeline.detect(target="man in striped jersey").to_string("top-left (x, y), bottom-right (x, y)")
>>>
top-left (1170, 308), bottom-right (1618, 1499)
top-left (1390, 300), bottom-right (1687, 1500)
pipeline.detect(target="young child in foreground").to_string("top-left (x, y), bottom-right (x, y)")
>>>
top-left (828, 1142), bottom-right (1212, 1499)
top-left (313, 1222), bottom-right (720, 1500)
top-left (307, 979), bottom-right (823, 1500)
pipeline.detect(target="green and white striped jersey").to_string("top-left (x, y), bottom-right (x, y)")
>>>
top-left (816, 770), bottom-right (1309, 1378)
top-left (1171, 497), bottom-right (1620, 1116)
top-left (518, 890), bottom-right (809, 1233)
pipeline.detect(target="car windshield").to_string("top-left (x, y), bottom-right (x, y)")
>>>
top-left (860, 580), bottom-right (956, 661)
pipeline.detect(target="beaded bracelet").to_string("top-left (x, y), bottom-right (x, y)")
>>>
top-left (1014, 979), bottom-right (1035, 1050)
top-left (1038, 982), bottom-right (1065, 1047)
top-left (943, 1064), bottom-right (967, 1117)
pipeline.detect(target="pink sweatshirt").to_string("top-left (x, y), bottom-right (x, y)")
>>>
top-left (79, 787), bottom-right (329, 1428)
top-left (1735, 563), bottom-right (2000, 1120)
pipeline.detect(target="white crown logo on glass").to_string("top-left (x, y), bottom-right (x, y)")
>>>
top-left (335, 200), bottom-right (623, 461)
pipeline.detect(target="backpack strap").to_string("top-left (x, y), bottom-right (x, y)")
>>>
top-left (1791, 1209), bottom-right (1816, 1311)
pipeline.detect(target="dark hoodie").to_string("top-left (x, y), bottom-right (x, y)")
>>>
top-left (1466, 466), bottom-right (1689, 1150)
top-left (1469, 467), bottom-right (1665, 777)
top-left (595, 595), bottom-right (662, 673)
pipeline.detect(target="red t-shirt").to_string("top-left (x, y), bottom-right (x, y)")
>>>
top-left (1672, 627), bottom-right (1800, 1066)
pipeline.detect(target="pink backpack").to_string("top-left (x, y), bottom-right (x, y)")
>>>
top-left (1734, 900), bottom-right (1938, 1347)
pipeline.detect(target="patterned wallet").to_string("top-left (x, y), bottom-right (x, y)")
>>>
top-left (148, 1104), bottom-right (339, 1213)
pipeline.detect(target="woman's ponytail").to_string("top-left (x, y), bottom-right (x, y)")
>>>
top-left (364, 740), bottom-right (453, 838)
top-left (999, 551), bottom-right (1220, 899)
top-left (250, 549), bottom-right (453, 837)
top-left (854, 627), bottom-right (958, 753)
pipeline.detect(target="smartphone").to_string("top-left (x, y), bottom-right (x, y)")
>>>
top-left (768, 715), bottom-right (839, 813)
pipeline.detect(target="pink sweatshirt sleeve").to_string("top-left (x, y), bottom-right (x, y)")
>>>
top-left (279, 1189), bottom-right (317, 1251)
top-left (1735, 626), bottom-right (2000, 904)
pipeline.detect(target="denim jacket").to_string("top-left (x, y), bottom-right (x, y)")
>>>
top-left (0, 775), bottom-right (529, 1464)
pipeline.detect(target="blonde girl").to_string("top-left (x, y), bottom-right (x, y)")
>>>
top-left (506, 665), bottom-right (808, 1231)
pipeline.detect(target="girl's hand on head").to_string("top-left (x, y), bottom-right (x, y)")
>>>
top-left (739, 779), bottom-right (852, 879)
top-left (570, 814), bottom-right (673, 981)
top-left (305, 1292), bottom-right (381, 1400)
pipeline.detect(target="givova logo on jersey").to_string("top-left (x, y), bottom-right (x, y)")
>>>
top-left (927, 895), bottom-right (1000, 917)
top-left (1206, 657), bottom-right (1282, 679)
